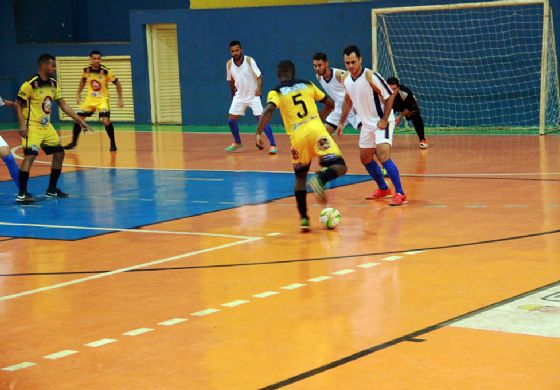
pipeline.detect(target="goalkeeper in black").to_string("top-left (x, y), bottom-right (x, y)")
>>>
top-left (387, 77), bottom-right (428, 149)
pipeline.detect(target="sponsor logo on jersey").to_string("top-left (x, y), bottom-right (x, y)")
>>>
top-left (42, 96), bottom-right (52, 114)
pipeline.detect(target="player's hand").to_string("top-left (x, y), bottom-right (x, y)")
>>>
top-left (118, 98), bottom-right (124, 109)
top-left (255, 89), bottom-right (262, 97)
top-left (395, 117), bottom-right (401, 127)
top-left (255, 133), bottom-right (264, 150)
top-left (78, 119), bottom-right (93, 133)
top-left (377, 118), bottom-right (388, 130)
top-left (18, 126), bottom-right (28, 138)
top-left (336, 124), bottom-right (344, 137)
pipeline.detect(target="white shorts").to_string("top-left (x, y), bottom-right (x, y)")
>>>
top-left (325, 108), bottom-right (361, 130)
top-left (0, 135), bottom-right (8, 148)
top-left (228, 96), bottom-right (263, 116)
top-left (359, 121), bottom-right (394, 149)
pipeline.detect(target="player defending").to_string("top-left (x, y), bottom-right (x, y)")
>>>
top-left (337, 45), bottom-right (407, 206)
top-left (387, 77), bottom-right (428, 149)
top-left (15, 53), bottom-right (92, 203)
top-left (312, 52), bottom-right (361, 134)
top-left (0, 96), bottom-right (20, 188)
top-left (226, 41), bottom-right (277, 154)
top-left (256, 60), bottom-right (347, 231)
top-left (64, 50), bottom-right (123, 151)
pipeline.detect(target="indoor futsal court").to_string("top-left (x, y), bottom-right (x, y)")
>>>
top-left (0, 126), bottom-right (558, 389)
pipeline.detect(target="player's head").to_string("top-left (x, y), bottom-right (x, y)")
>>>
top-left (343, 45), bottom-right (362, 77)
top-left (229, 40), bottom-right (242, 61)
top-left (312, 52), bottom-right (329, 77)
top-left (37, 53), bottom-right (56, 77)
top-left (387, 76), bottom-right (400, 93)
top-left (277, 60), bottom-right (295, 81)
top-left (89, 50), bottom-right (102, 68)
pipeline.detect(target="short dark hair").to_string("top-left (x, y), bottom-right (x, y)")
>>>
top-left (89, 50), bottom-right (102, 57)
top-left (229, 40), bottom-right (241, 48)
top-left (277, 60), bottom-right (296, 79)
top-left (313, 52), bottom-right (328, 61)
top-left (37, 53), bottom-right (55, 66)
top-left (387, 77), bottom-right (400, 86)
top-left (343, 45), bottom-right (361, 58)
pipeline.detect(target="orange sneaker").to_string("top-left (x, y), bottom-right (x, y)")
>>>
top-left (366, 188), bottom-right (392, 200)
top-left (389, 193), bottom-right (408, 206)
top-left (419, 140), bottom-right (429, 149)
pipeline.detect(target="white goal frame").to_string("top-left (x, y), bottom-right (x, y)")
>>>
top-left (372, 0), bottom-right (559, 135)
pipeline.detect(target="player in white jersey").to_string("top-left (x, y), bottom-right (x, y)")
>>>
top-left (225, 41), bottom-right (277, 154)
top-left (0, 96), bottom-right (19, 189)
top-left (312, 52), bottom-right (361, 134)
top-left (337, 45), bottom-right (407, 206)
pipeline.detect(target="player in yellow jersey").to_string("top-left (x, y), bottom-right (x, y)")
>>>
top-left (256, 60), bottom-right (347, 231)
top-left (15, 53), bottom-right (92, 203)
top-left (64, 50), bottom-right (123, 151)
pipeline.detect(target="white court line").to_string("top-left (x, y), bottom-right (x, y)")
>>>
top-left (332, 269), bottom-right (355, 276)
top-left (191, 308), bottom-right (220, 317)
top-left (0, 237), bottom-right (261, 302)
top-left (281, 283), bottom-right (306, 290)
top-left (43, 350), bottom-right (78, 360)
top-left (158, 318), bottom-right (188, 326)
top-left (404, 251), bottom-right (426, 256)
top-left (253, 291), bottom-right (279, 298)
top-left (1, 362), bottom-right (36, 371)
top-left (358, 262), bottom-right (380, 268)
top-left (266, 232), bottom-right (283, 237)
top-left (308, 276), bottom-right (332, 282)
top-left (123, 328), bottom-right (154, 336)
top-left (382, 256), bottom-right (402, 262)
top-left (0, 221), bottom-right (254, 240)
top-left (222, 299), bottom-right (250, 308)
top-left (85, 338), bottom-right (117, 348)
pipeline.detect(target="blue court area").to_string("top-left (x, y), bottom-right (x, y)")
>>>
top-left (0, 169), bottom-right (370, 240)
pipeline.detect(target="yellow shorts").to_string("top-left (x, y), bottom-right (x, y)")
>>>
top-left (79, 97), bottom-right (110, 117)
top-left (22, 123), bottom-right (61, 154)
top-left (290, 122), bottom-right (342, 167)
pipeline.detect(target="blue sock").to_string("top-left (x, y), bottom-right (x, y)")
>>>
top-left (382, 159), bottom-right (404, 194)
top-left (227, 118), bottom-right (241, 144)
top-left (3, 154), bottom-right (19, 189)
top-left (364, 161), bottom-right (388, 190)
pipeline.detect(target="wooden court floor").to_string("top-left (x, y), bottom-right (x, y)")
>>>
top-left (0, 128), bottom-right (559, 389)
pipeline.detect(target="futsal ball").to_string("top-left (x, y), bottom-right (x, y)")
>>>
top-left (319, 207), bottom-right (341, 229)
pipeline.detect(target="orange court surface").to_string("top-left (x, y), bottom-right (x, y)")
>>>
top-left (0, 127), bottom-right (559, 389)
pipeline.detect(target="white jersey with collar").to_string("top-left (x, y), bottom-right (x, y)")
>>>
top-left (226, 55), bottom-right (261, 101)
top-left (342, 67), bottom-right (394, 129)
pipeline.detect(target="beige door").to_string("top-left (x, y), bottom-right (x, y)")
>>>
top-left (146, 24), bottom-right (182, 124)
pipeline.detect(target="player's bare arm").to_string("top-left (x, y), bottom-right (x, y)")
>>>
top-left (255, 76), bottom-right (262, 97)
top-left (76, 78), bottom-right (86, 105)
top-left (369, 78), bottom-right (397, 129)
top-left (228, 78), bottom-right (236, 97)
top-left (318, 96), bottom-right (334, 122)
top-left (255, 102), bottom-right (276, 149)
top-left (58, 99), bottom-right (93, 132)
top-left (15, 100), bottom-right (28, 138)
top-left (115, 79), bottom-right (124, 108)
top-left (2, 98), bottom-right (15, 107)
top-left (336, 93), bottom-right (353, 136)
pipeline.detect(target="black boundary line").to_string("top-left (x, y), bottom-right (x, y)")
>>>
top-left (260, 279), bottom-right (560, 390)
top-left (0, 237), bottom-right (16, 243)
top-left (1, 228), bottom-right (558, 277)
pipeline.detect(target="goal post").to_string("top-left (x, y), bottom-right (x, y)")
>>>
top-left (372, 0), bottom-right (560, 134)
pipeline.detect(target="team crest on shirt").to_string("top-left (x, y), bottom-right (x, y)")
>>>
top-left (291, 149), bottom-right (299, 160)
top-left (91, 80), bottom-right (102, 91)
top-left (42, 96), bottom-right (52, 114)
top-left (317, 136), bottom-right (331, 151)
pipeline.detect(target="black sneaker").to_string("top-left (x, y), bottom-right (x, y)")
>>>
top-left (63, 143), bottom-right (77, 150)
top-left (16, 192), bottom-right (35, 204)
top-left (110, 143), bottom-right (117, 151)
top-left (46, 188), bottom-right (69, 198)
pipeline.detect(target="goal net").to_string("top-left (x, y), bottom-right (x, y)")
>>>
top-left (372, 0), bottom-right (560, 134)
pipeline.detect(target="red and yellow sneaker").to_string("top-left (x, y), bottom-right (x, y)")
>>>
top-left (366, 188), bottom-right (392, 200)
top-left (389, 193), bottom-right (408, 206)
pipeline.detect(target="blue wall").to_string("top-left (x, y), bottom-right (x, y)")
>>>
top-left (1, 0), bottom-right (560, 125)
